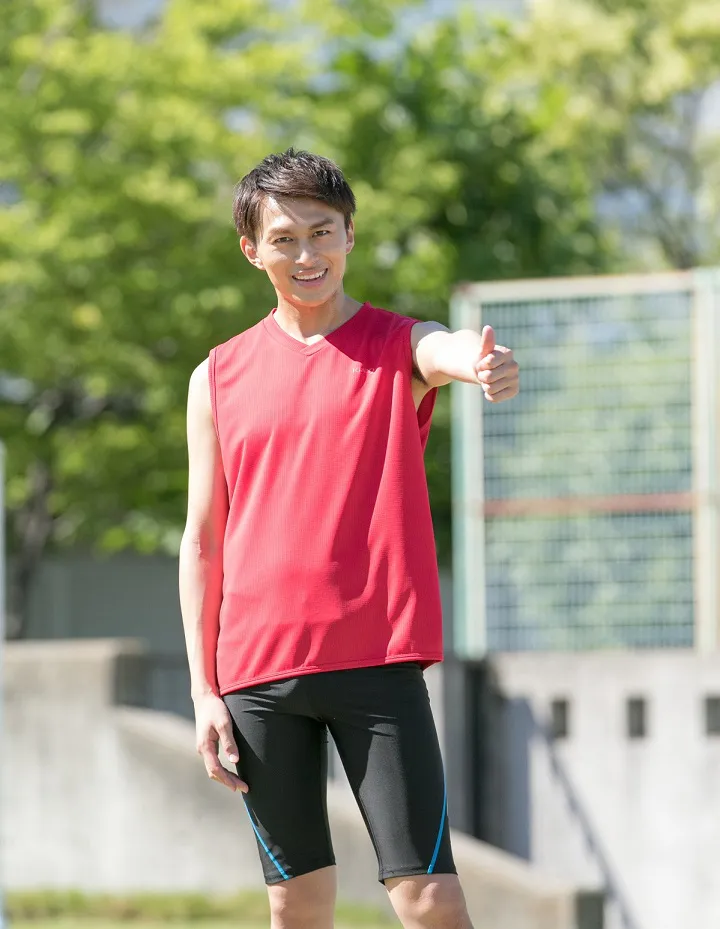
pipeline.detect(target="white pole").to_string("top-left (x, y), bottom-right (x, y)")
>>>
top-left (0, 442), bottom-right (6, 929)
top-left (450, 293), bottom-right (488, 658)
top-left (692, 270), bottom-right (720, 652)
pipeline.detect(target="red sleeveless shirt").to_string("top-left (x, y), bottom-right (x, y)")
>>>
top-left (209, 302), bottom-right (444, 692)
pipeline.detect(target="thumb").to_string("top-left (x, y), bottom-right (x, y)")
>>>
top-left (218, 719), bottom-right (239, 763)
top-left (480, 325), bottom-right (496, 358)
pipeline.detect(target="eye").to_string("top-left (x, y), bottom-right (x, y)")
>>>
top-left (273, 236), bottom-right (292, 244)
top-left (313, 229), bottom-right (330, 237)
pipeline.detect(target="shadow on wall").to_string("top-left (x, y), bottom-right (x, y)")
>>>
top-left (497, 685), bottom-right (639, 929)
top-left (503, 698), bottom-right (533, 860)
top-left (443, 659), bottom-right (615, 929)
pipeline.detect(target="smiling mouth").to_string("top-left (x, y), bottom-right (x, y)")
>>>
top-left (292, 269), bottom-right (328, 282)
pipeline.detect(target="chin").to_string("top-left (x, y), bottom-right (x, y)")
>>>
top-left (289, 285), bottom-right (339, 306)
top-left (284, 293), bottom-right (320, 308)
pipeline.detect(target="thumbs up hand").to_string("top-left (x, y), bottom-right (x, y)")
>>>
top-left (474, 325), bottom-right (519, 403)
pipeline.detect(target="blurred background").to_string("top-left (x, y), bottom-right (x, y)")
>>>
top-left (1, 1), bottom-right (719, 928)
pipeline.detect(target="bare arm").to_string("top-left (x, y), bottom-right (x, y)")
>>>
top-left (179, 359), bottom-right (247, 793)
top-left (411, 321), bottom-right (519, 402)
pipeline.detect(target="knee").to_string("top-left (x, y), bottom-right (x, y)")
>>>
top-left (268, 867), bottom-right (335, 929)
top-left (269, 894), bottom-right (331, 929)
top-left (269, 895), bottom-right (324, 929)
top-left (390, 875), bottom-right (470, 929)
top-left (388, 875), bottom-right (470, 929)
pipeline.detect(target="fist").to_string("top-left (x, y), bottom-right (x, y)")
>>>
top-left (474, 325), bottom-right (519, 403)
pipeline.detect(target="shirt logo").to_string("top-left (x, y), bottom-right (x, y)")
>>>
top-left (352, 364), bottom-right (376, 374)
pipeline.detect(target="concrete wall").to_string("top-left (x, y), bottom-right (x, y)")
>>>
top-left (22, 553), bottom-right (185, 653)
top-left (19, 554), bottom-right (455, 723)
top-left (22, 554), bottom-right (454, 651)
top-left (488, 650), bottom-right (720, 929)
top-left (3, 639), bottom-right (579, 929)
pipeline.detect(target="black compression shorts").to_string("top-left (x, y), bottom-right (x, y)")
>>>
top-left (223, 662), bottom-right (456, 885)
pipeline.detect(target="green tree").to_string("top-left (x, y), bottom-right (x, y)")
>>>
top-left (0, 0), bottom-right (313, 633)
top-left (0, 0), bottom-right (610, 636)
top-left (305, 12), bottom-right (611, 555)
top-left (498, 0), bottom-right (720, 269)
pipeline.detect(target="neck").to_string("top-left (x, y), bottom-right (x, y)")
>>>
top-left (274, 288), bottom-right (361, 342)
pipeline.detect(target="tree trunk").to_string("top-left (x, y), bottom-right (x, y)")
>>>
top-left (6, 459), bottom-right (54, 639)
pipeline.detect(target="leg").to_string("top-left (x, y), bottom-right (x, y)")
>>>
top-left (266, 865), bottom-right (337, 929)
top-left (385, 874), bottom-right (472, 929)
top-left (224, 681), bottom-right (337, 929)
top-left (324, 664), bottom-right (472, 928)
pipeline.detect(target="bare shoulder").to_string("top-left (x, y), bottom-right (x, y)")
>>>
top-left (189, 357), bottom-right (210, 387)
top-left (188, 358), bottom-right (209, 394)
top-left (187, 358), bottom-right (212, 421)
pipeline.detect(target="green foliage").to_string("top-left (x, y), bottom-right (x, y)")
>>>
top-left (0, 0), bottom-right (305, 559)
top-left (13, 923), bottom-right (264, 929)
top-left (307, 16), bottom-right (612, 557)
top-left (0, 0), bottom-right (611, 585)
top-left (6, 889), bottom-right (392, 924)
top-left (500, 0), bottom-right (720, 268)
top-left (313, 14), bottom-right (609, 323)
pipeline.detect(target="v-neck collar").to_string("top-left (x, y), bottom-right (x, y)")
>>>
top-left (262, 302), bottom-right (369, 356)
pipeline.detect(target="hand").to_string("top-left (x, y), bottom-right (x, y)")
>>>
top-left (474, 326), bottom-right (519, 403)
top-left (194, 692), bottom-right (249, 793)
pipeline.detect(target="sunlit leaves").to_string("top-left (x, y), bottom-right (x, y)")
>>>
top-left (0, 0), bottom-right (614, 566)
top-left (506, 0), bottom-right (720, 267)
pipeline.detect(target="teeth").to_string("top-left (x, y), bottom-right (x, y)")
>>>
top-left (294, 270), bottom-right (325, 281)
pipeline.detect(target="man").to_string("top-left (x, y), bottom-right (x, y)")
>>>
top-left (179, 148), bottom-right (519, 929)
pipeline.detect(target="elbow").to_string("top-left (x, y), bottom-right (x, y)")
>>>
top-left (181, 520), bottom-right (222, 560)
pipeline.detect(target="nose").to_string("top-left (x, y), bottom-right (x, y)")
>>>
top-left (296, 239), bottom-right (318, 266)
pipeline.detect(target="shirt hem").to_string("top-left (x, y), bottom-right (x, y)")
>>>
top-left (218, 653), bottom-right (443, 695)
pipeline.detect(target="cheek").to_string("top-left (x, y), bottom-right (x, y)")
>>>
top-left (326, 242), bottom-right (349, 264)
top-left (263, 252), bottom-right (289, 276)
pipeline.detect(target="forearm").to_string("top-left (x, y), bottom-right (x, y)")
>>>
top-left (179, 526), bottom-right (224, 700)
top-left (433, 329), bottom-right (485, 384)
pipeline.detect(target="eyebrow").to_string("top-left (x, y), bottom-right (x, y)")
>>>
top-left (266, 216), bottom-right (337, 237)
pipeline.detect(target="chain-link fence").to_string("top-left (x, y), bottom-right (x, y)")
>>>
top-left (451, 271), bottom-right (720, 656)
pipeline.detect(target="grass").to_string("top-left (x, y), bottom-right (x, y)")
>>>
top-left (6, 891), bottom-right (395, 927)
top-left (12, 920), bottom-right (392, 929)
top-left (14, 924), bottom-right (255, 929)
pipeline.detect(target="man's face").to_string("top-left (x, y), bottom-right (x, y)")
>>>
top-left (241, 197), bottom-right (355, 306)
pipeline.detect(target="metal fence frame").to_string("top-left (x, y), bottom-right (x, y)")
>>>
top-left (451, 270), bottom-right (720, 657)
top-left (1, 443), bottom-right (6, 929)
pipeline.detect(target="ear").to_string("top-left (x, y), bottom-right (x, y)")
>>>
top-left (345, 219), bottom-right (355, 255)
top-left (240, 235), bottom-right (264, 270)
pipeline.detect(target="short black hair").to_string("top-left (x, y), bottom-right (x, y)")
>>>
top-left (232, 148), bottom-right (356, 243)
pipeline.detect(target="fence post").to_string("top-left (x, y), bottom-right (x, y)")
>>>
top-left (450, 290), bottom-right (487, 658)
top-left (1, 442), bottom-right (6, 929)
top-left (692, 270), bottom-right (720, 652)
